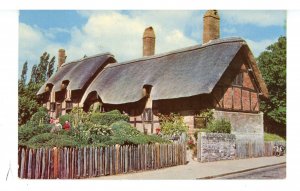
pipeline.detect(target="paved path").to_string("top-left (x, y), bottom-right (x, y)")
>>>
top-left (91, 151), bottom-right (286, 180)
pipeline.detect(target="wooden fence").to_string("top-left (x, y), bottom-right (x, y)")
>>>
top-left (235, 141), bottom-right (286, 159)
top-left (18, 143), bottom-right (186, 179)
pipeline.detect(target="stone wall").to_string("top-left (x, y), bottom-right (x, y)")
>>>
top-left (213, 110), bottom-right (264, 144)
top-left (198, 132), bottom-right (236, 162)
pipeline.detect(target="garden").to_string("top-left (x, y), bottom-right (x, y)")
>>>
top-left (18, 107), bottom-right (170, 148)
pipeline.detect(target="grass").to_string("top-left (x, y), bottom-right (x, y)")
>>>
top-left (264, 132), bottom-right (285, 141)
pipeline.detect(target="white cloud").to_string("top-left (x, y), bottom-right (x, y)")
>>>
top-left (245, 38), bottom-right (277, 57)
top-left (19, 11), bottom-right (200, 77)
top-left (19, 23), bottom-right (49, 76)
top-left (19, 10), bottom-right (285, 78)
top-left (221, 10), bottom-right (286, 27)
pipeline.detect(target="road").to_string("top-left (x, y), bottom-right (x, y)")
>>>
top-left (213, 163), bottom-right (286, 179)
top-left (91, 151), bottom-right (286, 180)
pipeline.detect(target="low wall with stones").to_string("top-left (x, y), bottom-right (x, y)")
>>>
top-left (197, 132), bottom-right (236, 162)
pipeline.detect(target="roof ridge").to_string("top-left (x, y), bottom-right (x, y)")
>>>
top-left (105, 37), bottom-right (245, 69)
top-left (61, 52), bottom-right (114, 67)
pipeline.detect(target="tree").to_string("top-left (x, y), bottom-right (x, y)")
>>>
top-left (20, 61), bottom-right (28, 85)
top-left (29, 64), bottom-right (37, 84)
top-left (19, 52), bottom-right (56, 125)
top-left (47, 56), bottom-right (55, 79)
top-left (29, 52), bottom-right (55, 84)
top-left (18, 61), bottom-right (28, 96)
top-left (257, 36), bottom-right (286, 136)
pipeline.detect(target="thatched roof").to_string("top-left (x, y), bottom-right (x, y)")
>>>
top-left (81, 37), bottom-right (268, 105)
top-left (37, 53), bottom-right (116, 95)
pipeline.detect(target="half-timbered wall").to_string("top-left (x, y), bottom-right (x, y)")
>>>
top-left (212, 58), bottom-right (260, 113)
top-left (43, 89), bottom-right (82, 118)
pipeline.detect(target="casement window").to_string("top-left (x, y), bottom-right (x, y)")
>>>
top-left (142, 108), bottom-right (153, 122)
top-left (232, 72), bottom-right (243, 86)
top-left (194, 116), bottom-right (207, 129)
top-left (66, 101), bottom-right (73, 110)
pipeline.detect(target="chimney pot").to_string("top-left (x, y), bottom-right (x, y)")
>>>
top-left (143, 26), bottom-right (156, 56)
top-left (203, 10), bottom-right (220, 44)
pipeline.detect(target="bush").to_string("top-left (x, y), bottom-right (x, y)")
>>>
top-left (69, 107), bottom-right (91, 127)
top-left (108, 121), bottom-right (143, 145)
top-left (207, 118), bottom-right (231, 134)
top-left (106, 121), bottom-right (169, 145)
top-left (29, 107), bottom-right (50, 127)
top-left (80, 122), bottom-right (113, 145)
top-left (19, 109), bottom-right (169, 148)
top-left (25, 133), bottom-right (78, 148)
top-left (45, 135), bottom-right (78, 148)
top-left (159, 113), bottom-right (188, 136)
top-left (264, 132), bottom-right (285, 141)
top-left (59, 114), bottom-right (72, 125)
top-left (18, 124), bottom-right (52, 144)
top-left (89, 110), bottom-right (129, 126)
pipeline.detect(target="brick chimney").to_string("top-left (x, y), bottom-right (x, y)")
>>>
top-left (203, 10), bottom-right (220, 44)
top-left (143, 26), bottom-right (155, 56)
top-left (58, 49), bottom-right (66, 68)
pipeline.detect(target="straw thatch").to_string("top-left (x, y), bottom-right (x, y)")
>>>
top-left (81, 37), bottom-right (268, 105)
top-left (37, 53), bottom-right (116, 95)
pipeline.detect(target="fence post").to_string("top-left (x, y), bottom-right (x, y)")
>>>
top-left (20, 148), bottom-right (25, 179)
top-left (41, 148), bottom-right (46, 179)
top-left (100, 147), bottom-right (103, 176)
top-left (116, 144), bottom-right (120, 174)
top-left (53, 147), bottom-right (58, 179)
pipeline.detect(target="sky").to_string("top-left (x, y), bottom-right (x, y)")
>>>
top-left (19, 10), bottom-right (286, 78)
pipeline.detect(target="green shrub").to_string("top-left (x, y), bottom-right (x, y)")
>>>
top-left (19, 108), bottom-right (169, 148)
top-left (25, 133), bottom-right (78, 148)
top-left (29, 107), bottom-right (50, 127)
top-left (18, 124), bottom-right (52, 143)
top-left (207, 118), bottom-right (231, 134)
top-left (69, 107), bottom-right (91, 127)
top-left (264, 132), bottom-right (285, 141)
top-left (80, 122), bottom-right (113, 145)
top-left (59, 114), bottom-right (72, 125)
top-left (45, 135), bottom-right (78, 148)
top-left (26, 133), bottom-right (56, 145)
top-left (106, 121), bottom-right (169, 145)
top-left (159, 113), bottom-right (188, 136)
top-left (89, 110), bottom-right (129, 126)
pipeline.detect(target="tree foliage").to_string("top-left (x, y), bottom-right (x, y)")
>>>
top-left (159, 113), bottom-right (189, 136)
top-left (19, 52), bottom-right (56, 125)
top-left (207, 118), bottom-right (231, 134)
top-left (257, 36), bottom-right (286, 130)
top-left (20, 61), bottom-right (28, 85)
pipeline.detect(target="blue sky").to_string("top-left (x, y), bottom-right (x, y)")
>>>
top-left (19, 10), bottom-right (286, 78)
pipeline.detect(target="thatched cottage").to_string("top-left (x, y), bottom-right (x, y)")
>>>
top-left (37, 10), bottom-right (268, 142)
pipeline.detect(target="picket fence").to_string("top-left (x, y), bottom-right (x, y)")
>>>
top-left (18, 143), bottom-right (186, 179)
top-left (235, 141), bottom-right (286, 159)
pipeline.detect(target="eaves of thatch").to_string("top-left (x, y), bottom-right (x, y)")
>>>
top-left (37, 53), bottom-right (116, 95)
